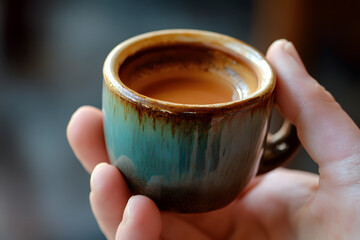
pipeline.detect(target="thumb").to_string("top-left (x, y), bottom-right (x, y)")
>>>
top-left (266, 39), bottom-right (360, 189)
top-left (116, 195), bottom-right (162, 240)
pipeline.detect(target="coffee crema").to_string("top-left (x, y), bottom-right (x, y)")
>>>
top-left (118, 44), bottom-right (258, 105)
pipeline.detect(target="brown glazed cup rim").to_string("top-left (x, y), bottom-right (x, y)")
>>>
top-left (103, 29), bottom-right (275, 114)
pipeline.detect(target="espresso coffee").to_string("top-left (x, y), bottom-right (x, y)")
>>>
top-left (104, 30), bottom-right (297, 213)
top-left (119, 44), bottom-right (258, 104)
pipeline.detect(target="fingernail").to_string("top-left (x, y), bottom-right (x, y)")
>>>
top-left (90, 162), bottom-right (109, 191)
top-left (281, 40), bottom-right (304, 66)
top-left (283, 40), bottom-right (295, 55)
top-left (121, 196), bottom-right (134, 225)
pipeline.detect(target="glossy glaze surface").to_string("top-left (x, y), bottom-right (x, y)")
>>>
top-left (103, 30), bottom-right (278, 212)
top-left (103, 84), bottom-right (273, 212)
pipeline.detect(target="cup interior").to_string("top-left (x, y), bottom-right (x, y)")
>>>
top-left (103, 30), bottom-right (274, 111)
top-left (119, 44), bottom-right (260, 105)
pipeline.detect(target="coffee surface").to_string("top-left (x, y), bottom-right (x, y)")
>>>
top-left (119, 44), bottom-right (257, 105)
top-left (137, 74), bottom-right (237, 104)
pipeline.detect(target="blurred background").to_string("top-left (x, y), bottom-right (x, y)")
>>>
top-left (0, 0), bottom-right (359, 239)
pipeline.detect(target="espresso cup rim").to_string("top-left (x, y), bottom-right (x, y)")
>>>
top-left (103, 29), bottom-right (275, 114)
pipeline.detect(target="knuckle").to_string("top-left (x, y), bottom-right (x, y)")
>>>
top-left (329, 154), bottom-right (360, 190)
top-left (295, 80), bottom-right (340, 124)
top-left (314, 82), bottom-right (336, 104)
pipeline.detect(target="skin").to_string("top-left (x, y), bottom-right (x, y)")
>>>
top-left (67, 40), bottom-right (360, 240)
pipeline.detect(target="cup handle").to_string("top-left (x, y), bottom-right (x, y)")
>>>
top-left (256, 120), bottom-right (300, 175)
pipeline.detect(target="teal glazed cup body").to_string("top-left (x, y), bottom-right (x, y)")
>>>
top-left (102, 30), bottom-right (299, 213)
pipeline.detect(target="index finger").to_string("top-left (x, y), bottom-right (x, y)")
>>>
top-left (266, 40), bottom-right (360, 187)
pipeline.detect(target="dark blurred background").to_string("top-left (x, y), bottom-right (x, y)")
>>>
top-left (0, 0), bottom-right (359, 239)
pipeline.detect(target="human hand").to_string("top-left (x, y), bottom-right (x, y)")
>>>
top-left (67, 39), bottom-right (360, 240)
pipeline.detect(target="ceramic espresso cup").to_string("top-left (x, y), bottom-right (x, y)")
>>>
top-left (102, 29), bottom-right (299, 213)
